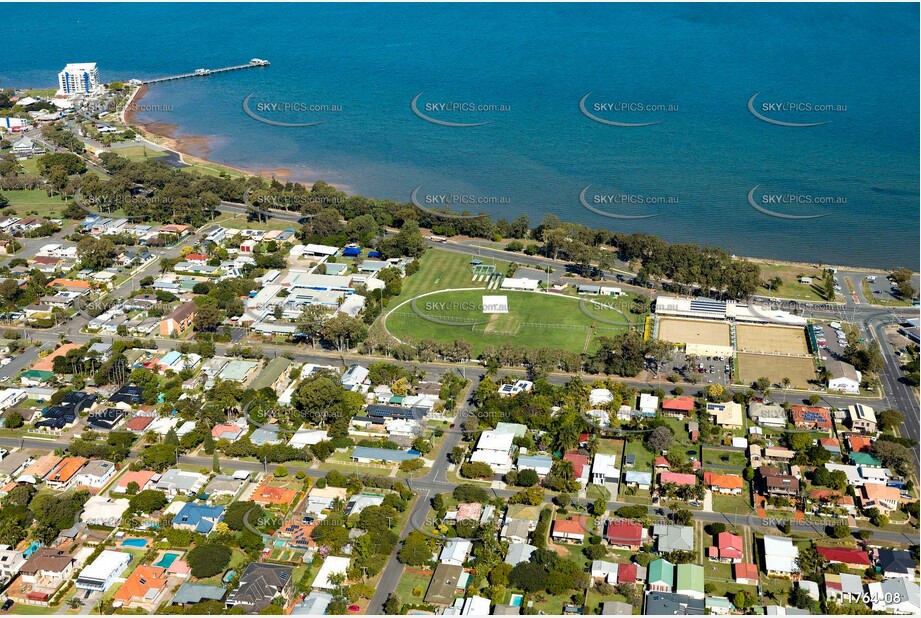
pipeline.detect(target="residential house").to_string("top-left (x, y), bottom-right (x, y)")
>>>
top-left (816, 547), bottom-right (871, 570)
top-left (662, 396), bottom-right (694, 418)
top-left (824, 572), bottom-right (864, 604)
top-left (75, 551), bottom-right (131, 591)
top-left (827, 359), bottom-right (862, 394)
top-left (113, 565), bottom-right (168, 609)
top-left (440, 539), bottom-right (473, 566)
top-left (0, 545), bottom-right (26, 580)
top-left (674, 564), bottom-right (705, 600)
top-left (708, 532), bottom-right (744, 563)
top-left (654, 525), bottom-right (694, 553)
top-left (226, 563), bottom-right (294, 613)
top-left (866, 578), bottom-right (921, 614)
top-left (707, 402), bottom-right (743, 428)
top-left (876, 549), bottom-right (915, 579)
top-left (859, 484), bottom-right (903, 515)
top-left (159, 300), bottom-right (197, 336)
top-left (564, 451), bottom-right (590, 486)
top-left (19, 548), bottom-right (75, 599)
top-left (647, 559), bottom-right (674, 593)
top-left (703, 472), bottom-right (744, 495)
top-left (762, 535), bottom-right (799, 577)
top-left (424, 563), bottom-right (464, 606)
top-left (790, 406), bottom-right (833, 431)
top-left (73, 460), bottom-right (115, 488)
top-left (80, 495), bottom-right (129, 526)
top-left (516, 454), bottom-right (553, 477)
top-left (172, 503), bottom-right (225, 533)
top-left (470, 430), bottom-right (514, 474)
top-left (551, 517), bottom-right (585, 543)
top-left (44, 457), bottom-right (88, 490)
top-left (622, 471), bottom-right (652, 491)
top-left (847, 404), bottom-right (877, 434)
top-left (155, 469), bottom-right (206, 497)
top-left (590, 453), bottom-right (620, 494)
top-left (733, 562), bottom-right (759, 585)
top-left (604, 520), bottom-right (645, 551)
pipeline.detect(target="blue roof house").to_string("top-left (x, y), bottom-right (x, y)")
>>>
top-left (172, 503), bottom-right (225, 533)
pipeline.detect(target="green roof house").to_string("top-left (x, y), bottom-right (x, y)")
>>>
top-left (675, 563), bottom-right (705, 599)
top-left (647, 559), bottom-right (674, 592)
top-left (850, 452), bottom-right (882, 467)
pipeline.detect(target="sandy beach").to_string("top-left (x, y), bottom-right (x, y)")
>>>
top-left (123, 84), bottom-right (306, 183)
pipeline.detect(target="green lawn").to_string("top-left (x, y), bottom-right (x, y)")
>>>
top-left (387, 289), bottom-right (633, 355)
top-left (711, 487), bottom-right (753, 514)
top-left (213, 212), bottom-right (300, 231)
top-left (0, 188), bottom-right (70, 217)
top-left (112, 145), bottom-right (168, 161)
top-left (391, 248), bottom-right (512, 301)
top-left (702, 448), bottom-right (748, 469)
top-left (394, 570), bottom-right (434, 604)
top-left (753, 262), bottom-right (840, 302)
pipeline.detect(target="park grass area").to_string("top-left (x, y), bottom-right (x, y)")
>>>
top-left (736, 353), bottom-right (816, 389)
top-left (0, 188), bottom-right (69, 218)
top-left (702, 448), bottom-right (748, 469)
top-left (735, 324), bottom-right (809, 356)
top-left (657, 318), bottom-right (730, 347)
top-left (387, 289), bottom-right (632, 355)
top-left (213, 212), bottom-right (300, 231)
top-left (391, 249), bottom-right (511, 302)
top-left (111, 145), bottom-right (168, 161)
top-left (753, 262), bottom-right (837, 302)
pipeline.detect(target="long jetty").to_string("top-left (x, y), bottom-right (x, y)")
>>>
top-left (139, 59), bottom-right (269, 85)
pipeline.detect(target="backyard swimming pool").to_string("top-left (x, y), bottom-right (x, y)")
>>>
top-left (509, 594), bottom-right (523, 607)
top-left (121, 538), bottom-right (149, 548)
top-left (153, 552), bottom-right (180, 569)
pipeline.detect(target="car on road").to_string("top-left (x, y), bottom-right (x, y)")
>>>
top-left (2, 599), bottom-right (14, 612)
top-left (0, 358), bottom-right (11, 366)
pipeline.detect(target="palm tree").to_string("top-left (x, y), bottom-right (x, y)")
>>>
top-left (781, 377), bottom-right (791, 404)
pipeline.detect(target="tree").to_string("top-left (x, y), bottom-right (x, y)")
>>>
top-left (193, 304), bottom-right (223, 331)
top-left (164, 428), bottom-right (179, 446)
top-left (128, 489), bottom-right (168, 514)
top-left (829, 522), bottom-right (851, 539)
top-left (397, 531), bottom-right (433, 566)
top-left (517, 468), bottom-right (539, 487)
top-left (125, 481), bottom-right (140, 496)
top-left (77, 236), bottom-right (116, 270)
top-left (273, 465), bottom-right (288, 478)
top-left (508, 561), bottom-right (547, 593)
top-left (5, 409), bottom-right (23, 429)
top-left (645, 425), bottom-right (673, 453)
top-left (460, 462), bottom-right (494, 479)
top-left (186, 543), bottom-right (232, 578)
top-left (141, 444), bottom-right (178, 472)
top-left (382, 594), bottom-right (402, 615)
top-left (878, 409), bottom-right (905, 433)
top-left (672, 509), bottom-right (693, 526)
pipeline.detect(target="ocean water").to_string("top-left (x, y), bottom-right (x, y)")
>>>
top-left (2, 3), bottom-right (918, 268)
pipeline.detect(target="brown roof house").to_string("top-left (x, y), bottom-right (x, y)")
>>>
top-left (15, 548), bottom-right (76, 603)
top-left (160, 300), bottom-right (197, 336)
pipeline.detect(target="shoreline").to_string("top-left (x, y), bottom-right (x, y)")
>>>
top-left (120, 87), bottom-right (913, 275)
top-left (123, 85), bottom-right (304, 182)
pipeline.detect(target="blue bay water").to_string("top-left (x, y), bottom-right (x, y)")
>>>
top-left (2, 3), bottom-right (917, 268)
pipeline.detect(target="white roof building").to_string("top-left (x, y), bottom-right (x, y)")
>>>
top-left (76, 550), bottom-right (131, 591)
top-left (312, 556), bottom-right (351, 590)
top-left (589, 388), bottom-right (613, 407)
top-left (289, 429), bottom-right (328, 448)
top-left (440, 539), bottom-right (473, 566)
top-left (763, 535), bottom-right (799, 575)
top-left (639, 393), bottom-right (659, 414)
top-left (80, 496), bottom-right (129, 526)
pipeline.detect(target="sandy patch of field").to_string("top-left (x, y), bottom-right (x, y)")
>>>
top-left (736, 324), bottom-right (808, 356)
top-left (658, 318), bottom-right (731, 347)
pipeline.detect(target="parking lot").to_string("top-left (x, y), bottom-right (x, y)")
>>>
top-left (811, 321), bottom-right (850, 362)
top-left (652, 349), bottom-right (732, 386)
top-left (863, 275), bottom-right (909, 304)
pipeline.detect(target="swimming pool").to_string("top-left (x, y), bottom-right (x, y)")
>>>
top-left (509, 594), bottom-right (523, 607)
top-left (23, 541), bottom-right (41, 557)
top-left (154, 552), bottom-right (180, 569)
top-left (121, 538), bottom-right (149, 548)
